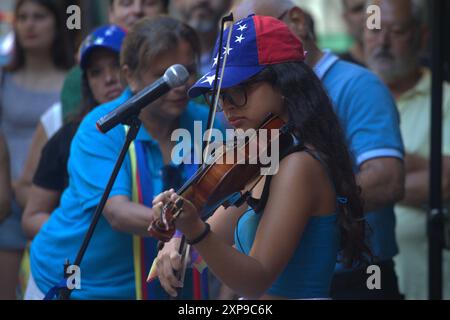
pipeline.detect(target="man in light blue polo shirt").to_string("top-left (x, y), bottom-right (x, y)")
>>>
top-left (233, 0), bottom-right (405, 299)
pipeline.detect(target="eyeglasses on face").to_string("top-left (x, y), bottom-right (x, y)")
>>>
top-left (203, 80), bottom-right (265, 112)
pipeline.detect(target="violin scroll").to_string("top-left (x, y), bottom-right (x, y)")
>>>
top-left (148, 198), bottom-right (184, 242)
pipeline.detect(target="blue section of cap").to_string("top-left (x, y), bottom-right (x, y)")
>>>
top-left (189, 16), bottom-right (263, 98)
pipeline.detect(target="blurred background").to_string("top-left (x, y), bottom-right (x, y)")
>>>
top-left (0, 0), bottom-right (356, 64)
top-left (1, 0), bottom-right (447, 77)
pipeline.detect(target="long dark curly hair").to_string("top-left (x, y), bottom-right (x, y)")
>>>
top-left (253, 61), bottom-right (372, 268)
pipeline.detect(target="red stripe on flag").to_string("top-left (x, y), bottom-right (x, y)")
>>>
top-left (193, 269), bottom-right (201, 300)
top-left (136, 169), bottom-right (143, 204)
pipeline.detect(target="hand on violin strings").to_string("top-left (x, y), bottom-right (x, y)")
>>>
top-left (152, 189), bottom-right (201, 236)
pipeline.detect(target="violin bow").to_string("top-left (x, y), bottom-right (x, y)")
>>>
top-left (203, 13), bottom-right (235, 163)
top-left (174, 12), bottom-right (235, 299)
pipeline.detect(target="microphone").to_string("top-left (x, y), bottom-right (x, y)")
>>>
top-left (96, 64), bottom-right (190, 133)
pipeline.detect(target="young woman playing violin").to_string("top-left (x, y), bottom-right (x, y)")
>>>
top-left (152, 15), bottom-right (371, 300)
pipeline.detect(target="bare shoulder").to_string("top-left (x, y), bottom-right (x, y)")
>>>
top-left (273, 151), bottom-right (327, 183)
top-left (269, 150), bottom-right (335, 216)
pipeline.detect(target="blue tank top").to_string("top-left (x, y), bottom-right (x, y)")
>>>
top-left (234, 148), bottom-right (341, 299)
top-left (235, 209), bottom-right (339, 299)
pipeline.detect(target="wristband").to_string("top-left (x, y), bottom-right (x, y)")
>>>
top-left (186, 223), bottom-right (211, 245)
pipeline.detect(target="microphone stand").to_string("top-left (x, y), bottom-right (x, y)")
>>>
top-left (57, 115), bottom-right (142, 300)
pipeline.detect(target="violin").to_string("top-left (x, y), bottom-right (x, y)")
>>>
top-left (148, 114), bottom-right (295, 242)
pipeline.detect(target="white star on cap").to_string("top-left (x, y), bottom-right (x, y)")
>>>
top-left (235, 34), bottom-right (245, 43)
top-left (212, 55), bottom-right (219, 67)
top-left (201, 74), bottom-right (217, 86)
top-left (94, 37), bottom-right (104, 45)
top-left (105, 28), bottom-right (115, 36)
top-left (237, 24), bottom-right (247, 32)
top-left (223, 46), bottom-right (233, 55)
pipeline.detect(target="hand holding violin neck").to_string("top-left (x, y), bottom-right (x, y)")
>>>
top-left (148, 198), bottom-right (184, 242)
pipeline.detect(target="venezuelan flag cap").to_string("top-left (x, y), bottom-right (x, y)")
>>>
top-left (188, 14), bottom-right (306, 98)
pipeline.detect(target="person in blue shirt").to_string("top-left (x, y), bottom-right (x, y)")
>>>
top-left (152, 15), bottom-right (371, 300)
top-left (232, 0), bottom-right (405, 299)
top-left (27, 17), bottom-right (214, 300)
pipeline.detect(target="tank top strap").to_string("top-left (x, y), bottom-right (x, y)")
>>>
top-left (247, 140), bottom-right (307, 214)
top-left (246, 143), bottom-right (348, 213)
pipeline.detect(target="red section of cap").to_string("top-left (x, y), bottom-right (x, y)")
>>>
top-left (253, 16), bottom-right (305, 65)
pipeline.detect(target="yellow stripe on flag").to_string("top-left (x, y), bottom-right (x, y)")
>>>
top-left (126, 125), bottom-right (143, 300)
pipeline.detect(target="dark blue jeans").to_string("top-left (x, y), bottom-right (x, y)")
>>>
top-left (330, 259), bottom-right (405, 300)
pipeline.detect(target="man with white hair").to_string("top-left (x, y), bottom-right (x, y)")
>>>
top-left (365, 0), bottom-right (450, 299)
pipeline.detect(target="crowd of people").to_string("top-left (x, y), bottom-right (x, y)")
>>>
top-left (0, 0), bottom-right (448, 300)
